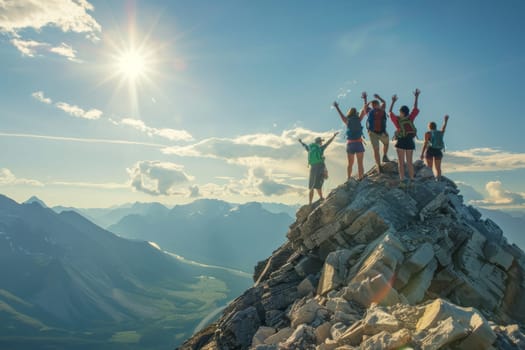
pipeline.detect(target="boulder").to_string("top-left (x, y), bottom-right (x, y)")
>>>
top-left (252, 327), bottom-right (276, 346)
top-left (360, 328), bottom-right (411, 350)
top-left (317, 249), bottom-right (353, 295)
top-left (289, 298), bottom-right (322, 328)
top-left (484, 241), bottom-right (514, 271)
top-left (418, 316), bottom-right (469, 350)
top-left (263, 327), bottom-right (293, 345)
top-left (362, 306), bottom-right (401, 335)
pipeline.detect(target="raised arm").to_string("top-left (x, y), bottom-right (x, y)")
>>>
top-left (441, 115), bottom-right (449, 133)
top-left (323, 132), bottom-right (339, 149)
top-left (413, 88), bottom-right (420, 109)
top-left (361, 91), bottom-right (368, 110)
top-left (389, 94), bottom-right (398, 114)
top-left (298, 138), bottom-right (309, 151)
top-left (374, 94), bottom-right (386, 110)
top-left (333, 102), bottom-right (347, 124)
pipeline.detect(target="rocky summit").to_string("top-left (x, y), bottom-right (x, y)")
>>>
top-left (177, 161), bottom-right (525, 350)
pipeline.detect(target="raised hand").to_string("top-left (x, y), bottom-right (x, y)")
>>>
top-left (373, 94), bottom-right (381, 99)
top-left (414, 88), bottom-right (421, 97)
top-left (444, 114), bottom-right (449, 121)
top-left (392, 94), bottom-right (398, 102)
top-left (333, 101), bottom-right (339, 108)
top-left (361, 91), bottom-right (367, 100)
top-left (334, 131), bottom-right (339, 136)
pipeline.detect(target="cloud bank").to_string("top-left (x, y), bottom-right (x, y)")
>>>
top-left (127, 161), bottom-right (194, 196)
top-left (0, 168), bottom-right (43, 187)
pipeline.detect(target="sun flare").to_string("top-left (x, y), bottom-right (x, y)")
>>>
top-left (116, 50), bottom-right (148, 80)
top-left (117, 50), bottom-right (146, 80)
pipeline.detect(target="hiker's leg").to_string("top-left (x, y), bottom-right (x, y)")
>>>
top-left (435, 158), bottom-right (442, 178)
top-left (369, 133), bottom-right (381, 171)
top-left (309, 189), bottom-right (314, 205)
top-left (374, 147), bottom-right (381, 169)
top-left (397, 148), bottom-right (406, 180)
top-left (347, 152), bottom-right (355, 179)
top-left (406, 149), bottom-right (414, 179)
top-left (425, 156), bottom-right (434, 169)
top-left (316, 188), bottom-right (324, 200)
top-left (356, 152), bottom-right (365, 180)
top-left (382, 138), bottom-right (389, 160)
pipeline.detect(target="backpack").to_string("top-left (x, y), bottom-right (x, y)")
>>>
top-left (346, 115), bottom-right (363, 140)
top-left (366, 109), bottom-right (387, 133)
top-left (395, 117), bottom-right (417, 139)
top-left (308, 143), bottom-right (324, 165)
top-left (429, 130), bottom-right (445, 150)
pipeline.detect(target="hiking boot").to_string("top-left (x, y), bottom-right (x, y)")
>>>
top-left (382, 155), bottom-right (390, 163)
top-left (398, 179), bottom-right (407, 189)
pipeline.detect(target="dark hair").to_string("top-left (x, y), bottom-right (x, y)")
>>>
top-left (429, 122), bottom-right (437, 130)
top-left (400, 105), bottom-right (410, 116)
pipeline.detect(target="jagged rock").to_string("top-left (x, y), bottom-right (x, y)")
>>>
top-left (315, 321), bottom-right (332, 344)
top-left (289, 298), bottom-right (323, 328)
top-left (484, 241), bottom-right (514, 270)
top-left (297, 275), bottom-right (317, 297)
top-left (219, 306), bottom-right (262, 349)
top-left (263, 327), bottom-right (293, 345)
top-left (360, 328), bottom-right (411, 350)
top-left (294, 255), bottom-right (324, 277)
top-left (177, 162), bottom-right (525, 350)
top-left (418, 316), bottom-right (469, 350)
top-left (362, 306), bottom-right (401, 335)
top-left (281, 324), bottom-right (316, 349)
top-left (251, 327), bottom-right (276, 347)
top-left (400, 258), bottom-right (438, 304)
top-left (317, 249), bottom-right (353, 295)
top-left (343, 273), bottom-right (404, 307)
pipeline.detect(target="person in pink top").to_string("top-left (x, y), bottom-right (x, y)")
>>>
top-left (389, 89), bottom-right (420, 186)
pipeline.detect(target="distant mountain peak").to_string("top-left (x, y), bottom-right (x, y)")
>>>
top-left (178, 161), bottom-right (525, 350)
top-left (23, 195), bottom-right (48, 208)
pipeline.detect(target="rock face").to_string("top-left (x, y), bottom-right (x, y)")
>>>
top-left (177, 161), bottom-right (525, 350)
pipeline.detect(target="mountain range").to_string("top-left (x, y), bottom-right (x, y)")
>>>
top-left (0, 194), bottom-right (251, 350)
top-left (107, 199), bottom-right (293, 271)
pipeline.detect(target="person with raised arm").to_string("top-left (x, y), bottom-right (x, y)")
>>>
top-left (366, 92), bottom-right (390, 173)
top-left (389, 89), bottom-right (420, 187)
top-left (298, 132), bottom-right (339, 205)
top-left (333, 97), bottom-right (367, 180)
top-left (421, 115), bottom-right (449, 181)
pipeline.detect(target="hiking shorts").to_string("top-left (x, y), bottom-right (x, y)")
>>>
top-left (346, 141), bottom-right (365, 154)
top-left (425, 147), bottom-right (443, 159)
top-left (309, 163), bottom-right (325, 190)
top-left (368, 131), bottom-right (389, 149)
top-left (395, 136), bottom-right (416, 150)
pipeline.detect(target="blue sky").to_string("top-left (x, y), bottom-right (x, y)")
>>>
top-left (0, 0), bottom-right (524, 210)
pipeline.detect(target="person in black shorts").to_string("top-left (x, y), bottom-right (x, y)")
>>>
top-left (421, 115), bottom-right (449, 181)
top-left (389, 89), bottom-right (420, 185)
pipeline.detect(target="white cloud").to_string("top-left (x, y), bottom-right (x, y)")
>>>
top-left (120, 118), bottom-right (193, 142)
top-left (444, 148), bottom-right (525, 172)
top-left (0, 168), bottom-right (43, 187)
top-left (50, 181), bottom-right (127, 189)
top-left (471, 181), bottom-right (525, 207)
top-left (49, 42), bottom-right (78, 61)
top-left (10, 38), bottom-right (48, 57)
top-left (127, 161), bottom-right (194, 196)
top-left (12, 39), bottom-right (79, 61)
top-left (55, 101), bottom-right (102, 120)
top-left (32, 91), bottom-right (52, 104)
top-left (0, 0), bottom-right (101, 38)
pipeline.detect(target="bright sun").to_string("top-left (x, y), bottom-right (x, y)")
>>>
top-left (117, 50), bottom-right (147, 80)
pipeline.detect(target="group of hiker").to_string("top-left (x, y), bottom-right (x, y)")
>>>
top-left (299, 89), bottom-right (450, 205)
